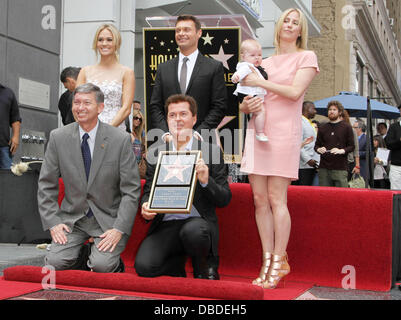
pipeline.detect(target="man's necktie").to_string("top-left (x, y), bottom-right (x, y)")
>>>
top-left (81, 133), bottom-right (93, 217)
top-left (180, 57), bottom-right (189, 94)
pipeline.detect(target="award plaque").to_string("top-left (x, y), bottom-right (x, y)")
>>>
top-left (148, 150), bottom-right (202, 213)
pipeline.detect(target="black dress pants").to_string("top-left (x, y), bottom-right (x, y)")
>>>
top-left (293, 168), bottom-right (316, 186)
top-left (134, 217), bottom-right (212, 278)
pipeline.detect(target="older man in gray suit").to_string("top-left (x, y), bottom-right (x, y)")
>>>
top-left (38, 83), bottom-right (141, 273)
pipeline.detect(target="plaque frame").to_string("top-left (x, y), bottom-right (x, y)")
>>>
top-left (148, 150), bottom-right (202, 213)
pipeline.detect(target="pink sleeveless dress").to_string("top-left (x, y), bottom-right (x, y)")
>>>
top-left (240, 50), bottom-right (320, 180)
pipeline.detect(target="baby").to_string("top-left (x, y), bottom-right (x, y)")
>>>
top-left (232, 39), bottom-right (268, 142)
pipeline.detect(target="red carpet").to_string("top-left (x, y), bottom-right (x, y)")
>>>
top-left (0, 277), bottom-right (42, 300)
top-left (12, 180), bottom-right (393, 298)
top-left (2, 266), bottom-right (313, 300)
top-left (3, 266), bottom-right (264, 300)
top-left (286, 186), bottom-right (394, 291)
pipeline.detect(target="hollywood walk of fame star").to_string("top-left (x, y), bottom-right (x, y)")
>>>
top-left (209, 46), bottom-right (234, 70)
top-left (202, 32), bottom-right (214, 46)
top-left (162, 156), bottom-right (192, 183)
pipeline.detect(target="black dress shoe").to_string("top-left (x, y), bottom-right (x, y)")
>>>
top-left (206, 267), bottom-right (220, 280)
top-left (114, 258), bottom-right (125, 273)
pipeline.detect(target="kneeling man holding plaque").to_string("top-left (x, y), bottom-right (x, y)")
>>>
top-left (135, 94), bottom-right (232, 279)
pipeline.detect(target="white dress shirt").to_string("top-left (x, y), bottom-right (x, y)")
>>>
top-left (79, 121), bottom-right (99, 158)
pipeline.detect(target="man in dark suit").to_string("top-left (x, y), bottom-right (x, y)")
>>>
top-left (58, 67), bottom-right (81, 125)
top-left (353, 120), bottom-right (367, 182)
top-left (135, 94), bottom-right (231, 280)
top-left (38, 83), bottom-right (141, 272)
top-left (385, 105), bottom-right (401, 190)
top-left (148, 15), bottom-right (227, 139)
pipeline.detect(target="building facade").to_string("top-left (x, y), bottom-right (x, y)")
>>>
top-left (0, 0), bottom-right (62, 161)
top-left (386, 0), bottom-right (401, 54)
top-left (307, 0), bottom-right (401, 126)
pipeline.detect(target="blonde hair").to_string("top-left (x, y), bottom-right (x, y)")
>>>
top-left (274, 8), bottom-right (308, 54)
top-left (132, 110), bottom-right (144, 144)
top-left (240, 39), bottom-right (262, 55)
top-left (92, 24), bottom-right (121, 59)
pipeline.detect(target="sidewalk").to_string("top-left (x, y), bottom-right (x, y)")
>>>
top-left (0, 243), bottom-right (47, 276)
top-left (1, 242), bottom-right (401, 300)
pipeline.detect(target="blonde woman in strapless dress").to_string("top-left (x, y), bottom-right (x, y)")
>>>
top-left (77, 24), bottom-right (135, 131)
top-left (240, 8), bottom-right (320, 289)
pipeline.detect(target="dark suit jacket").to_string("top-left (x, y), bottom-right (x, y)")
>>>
top-left (141, 138), bottom-right (232, 257)
top-left (385, 122), bottom-right (401, 166)
top-left (358, 133), bottom-right (367, 180)
top-left (58, 90), bottom-right (75, 125)
top-left (149, 53), bottom-right (227, 134)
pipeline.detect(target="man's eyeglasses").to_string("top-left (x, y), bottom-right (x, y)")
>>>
top-left (133, 117), bottom-right (142, 122)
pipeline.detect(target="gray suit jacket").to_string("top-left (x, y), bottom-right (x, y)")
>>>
top-left (38, 121), bottom-right (141, 235)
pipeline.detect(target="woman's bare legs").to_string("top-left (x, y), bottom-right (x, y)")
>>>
top-left (248, 174), bottom-right (274, 253)
top-left (267, 176), bottom-right (291, 256)
top-left (249, 174), bottom-right (292, 288)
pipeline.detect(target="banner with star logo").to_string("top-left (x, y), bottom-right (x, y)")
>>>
top-left (143, 27), bottom-right (242, 163)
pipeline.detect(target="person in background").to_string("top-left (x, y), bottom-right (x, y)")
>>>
top-left (353, 120), bottom-right (367, 182)
top-left (315, 101), bottom-right (355, 188)
top-left (0, 83), bottom-right (21, 169)
top-left (125, 100), bottom-right (142, 133)
top-left (340, 110), bottom-right (360, 180)
top-left (376, 122), bottom-right (388, 139)
top-left (59, 67), bottom-right (81, 125)
top-left (77, 23), bottom-right (135, 131)
top-left (294, 101), bottom-right (319, 186)
top-left (373, 135), bottom-right (389, 189)
top-left (384, 109), bottom-right (401, 190)
top-left (131, 109), bottom-right (146, 178)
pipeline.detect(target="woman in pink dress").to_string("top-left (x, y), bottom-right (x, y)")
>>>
top-left (240, 8), bottom-right (320, 289)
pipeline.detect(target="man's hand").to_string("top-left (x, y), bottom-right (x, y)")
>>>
top-left (50, 224), bottom-right (71, 245)
top-left (331, 148), bottom-right (345, 155)
top-left (306, 159), bottom-right (318, 168)
top-left (240, 96), bottom-right (263, 115)
top-left (195, 158), bottom-right (209, 185)
top-left (317, 147), bottom-right (327, 155)
top-left (163, 133), bottom-right (173, 143)
top-left (9, 136), bottom-right (19, 155)
top-left (141, 202), bottom-right (157, 221)
top-left (97, 229), bottom-right (123, 253)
